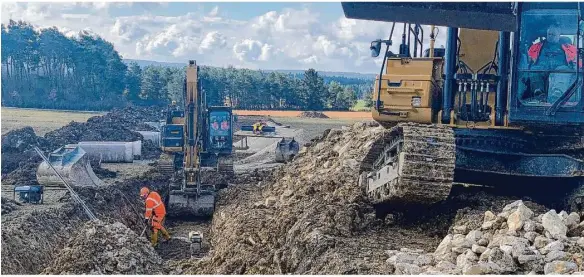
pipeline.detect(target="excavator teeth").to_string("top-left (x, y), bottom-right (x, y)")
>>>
top-left (361, 122), bottom-right (456, 205)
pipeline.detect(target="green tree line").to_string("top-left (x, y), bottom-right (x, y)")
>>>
top-left (1, 20), bottom-right (373, 111)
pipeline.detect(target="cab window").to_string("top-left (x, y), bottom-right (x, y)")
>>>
top-left (517, 9), bottom-right (581, 107)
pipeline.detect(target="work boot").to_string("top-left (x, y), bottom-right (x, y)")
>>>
top-left (161, 228), bottom-right (171, 242)
top-left (150, 231), bottom-right (159, 247)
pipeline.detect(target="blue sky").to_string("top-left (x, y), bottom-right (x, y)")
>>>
top-left (1, 2), bottom-right (444, 73)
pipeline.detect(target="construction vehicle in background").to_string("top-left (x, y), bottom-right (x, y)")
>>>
top-left (159, 60), bottom-right (234, 217)
top-left (341, 2), bottom-right (584, 210)
top-left (235, 121), bottom-right (300, 163)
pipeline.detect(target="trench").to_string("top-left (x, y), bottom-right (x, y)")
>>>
top-left (0, 172), bottom-right (170, 274)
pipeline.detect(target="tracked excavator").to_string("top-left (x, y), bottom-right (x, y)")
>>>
top-left (341, 2), bottom-right (584, 210)
top-left (159, 60), bottom-right (234, 217)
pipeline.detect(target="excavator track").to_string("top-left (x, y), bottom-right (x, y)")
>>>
top-left (361, 122), bottom-right (456, 205)
top-left (157, 153), bottom-right (176, 175)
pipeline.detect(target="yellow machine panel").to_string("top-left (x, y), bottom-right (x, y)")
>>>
top-left (458, 29), bottom-right (500, 73)
top-left (372, 57), bottom-right (443, 124)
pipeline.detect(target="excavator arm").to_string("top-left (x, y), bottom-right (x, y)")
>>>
top-left (184, 60), bottom-right (201, 190)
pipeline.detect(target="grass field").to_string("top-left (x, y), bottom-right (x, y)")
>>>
top-left (351, 100), bottom-right (371, 112)
top-left (1, 107), bottom-right (103, 135)
top-left (1, 107), bottom-right (372, 138)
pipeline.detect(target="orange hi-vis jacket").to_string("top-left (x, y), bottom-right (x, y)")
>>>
top-left (144, 191), bottom-right (166, 229)
top-left (528, 41), bottom-right (578, 65)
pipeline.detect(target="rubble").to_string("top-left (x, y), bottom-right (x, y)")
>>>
top-left (1, 197), bottom-right (22, 215)
top-left (381, 200), bottom-right (584, 275)
top-left (298, 111), bottom-right (329, 118)
top-left (42, 220), bottom-right (163, 274)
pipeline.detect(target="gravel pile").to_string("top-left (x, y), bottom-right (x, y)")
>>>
top-left (384, 200), bottom-right (584, 275)
top-left (298, 111), bottom-right (329, 118)
top-left (42, 220), bottom-right (163, 274)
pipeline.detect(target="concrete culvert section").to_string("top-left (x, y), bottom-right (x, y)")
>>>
top-left (77, 141), bottom-right (142, 162)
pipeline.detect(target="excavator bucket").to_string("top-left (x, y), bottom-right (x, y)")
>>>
top-left (275, 138), bottom-right (300, 163)
top-left (167, 169), bottom-right (217, 217)
top-left (167, 190), bottom-right (215, 217)
top-left (36, 145), bottom-right (103, 187)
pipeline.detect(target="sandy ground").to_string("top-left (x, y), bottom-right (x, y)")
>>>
top-left (234, 110), bottom-right (372, 119)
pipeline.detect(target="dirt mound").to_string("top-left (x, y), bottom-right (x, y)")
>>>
top-left (44, 106), bottom-right (163, 154)
top-left (179, 122), bottom-right (442, 274)
top-left (42, 220), bottom-right (163, 274)
top-left (298, 111), bottom-right (329, 118)
top-left (1, 171), bottom-right (168, 274)
top-left (1, 127), bottom-right (49, 175)
top-left (2, 107), bottom-right (164, 186)
top-left (1, 197), bottom-right (22, 215)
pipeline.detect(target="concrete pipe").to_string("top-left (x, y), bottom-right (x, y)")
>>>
top-left (77, 141), bottom-right (142, 163)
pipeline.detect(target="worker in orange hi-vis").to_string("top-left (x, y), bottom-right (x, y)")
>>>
top-left (140, 187), bottom-right (171, 247)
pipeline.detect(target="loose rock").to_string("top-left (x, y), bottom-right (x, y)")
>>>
top-left (542, 210), bottom-right (568, 240)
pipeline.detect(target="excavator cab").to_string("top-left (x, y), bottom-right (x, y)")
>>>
top-left (511, 3), bottom-right (584, 125)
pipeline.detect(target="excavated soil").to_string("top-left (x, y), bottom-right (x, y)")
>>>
top-left (1, 127), bottom-right (49, 178)
top-left (0, 170), bottom-right (168, 274)
top-left (1, 196), bottom-right (22, 215)
top-left (173, 122), bottom-right (445, 274)
top-left (42, 220), bottom-right (163, 274)
top-left (299, 111), bottom-right (329, 118)
top-left (170, 123), bottom-right (581, 275)
top-left (1, 107), bottom-right (164, 187)
top-left (3, 110), bottom-right (582, 275)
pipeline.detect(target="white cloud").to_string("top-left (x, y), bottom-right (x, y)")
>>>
top-left (1, 3), bottom-right (448, 73)
top-left (111, 18), bottom-right (148, 42)
top-left (209, 6), bottom-right (219, 17)
top-left (233, 39), bottom-right (264, 62)
top-left (199, 31), bottom-right (227, 53)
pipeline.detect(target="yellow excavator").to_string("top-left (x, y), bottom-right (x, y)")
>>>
top-left (341, 2), bottom-right (584, 210)
top-left (159, 60), bottom-right (234, 217)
